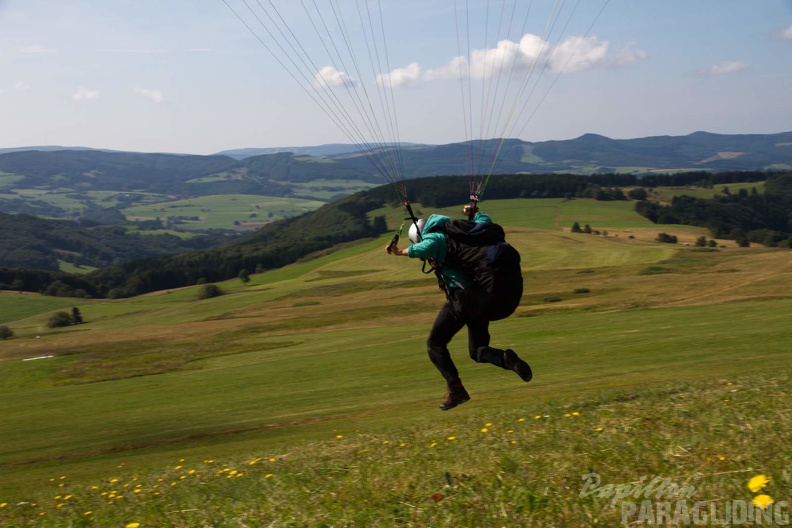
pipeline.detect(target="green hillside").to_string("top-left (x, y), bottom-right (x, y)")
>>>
top-left (0, 197), bottom-right (790, 525)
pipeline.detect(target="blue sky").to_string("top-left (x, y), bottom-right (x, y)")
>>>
top-left (1, 0), bottom-right (790, 154)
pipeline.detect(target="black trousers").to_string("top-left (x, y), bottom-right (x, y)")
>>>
top-left (426, 288), bottom-right (507, 384)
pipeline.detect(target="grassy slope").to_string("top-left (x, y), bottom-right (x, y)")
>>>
top-left (0, 197), bottom-right (790, 525)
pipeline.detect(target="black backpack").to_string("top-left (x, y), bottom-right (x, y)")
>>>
top-left (440, 220), bottom-right (523, 321)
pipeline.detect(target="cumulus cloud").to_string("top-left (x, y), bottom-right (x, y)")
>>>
top-left (377, 62), bottom-right (421, 88)
top-left (134, 88), bottom-right (164, 103)
top-left (548, 35), bottom-right (609, 73)
top-left (700, 60), bottom-right (748, 75)
top-left (73, 87), bottom-right (99, 102)
top-left (783, 25), bottom-right (792, 40)
top-left (314, 66), bottom-right (356, 88)
top-left (418, 33), bottom-right (622, 86)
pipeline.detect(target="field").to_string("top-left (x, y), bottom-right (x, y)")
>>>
top-left (0, 197), bottom-right (790, 526)
top-left (121, 194), bottom-right (325, 231)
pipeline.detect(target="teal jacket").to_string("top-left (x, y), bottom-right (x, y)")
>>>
top-left (407, 211), bottom-right (492, 289)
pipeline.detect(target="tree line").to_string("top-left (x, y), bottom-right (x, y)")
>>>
top-left (634, 173), bottom-right (792, 247)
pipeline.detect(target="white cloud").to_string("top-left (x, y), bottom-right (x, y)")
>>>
top-left (134, 88), bottom-right (164, 103)
top-left (377, 62), bottom-right (421, 88)
top-left (701, 60), bottom-right (748, 75)
top-left (783, 26), bottom-right (792, 40)
top-left (424, 55), bottom-right (467, 82)
top-left (73, 87), bottom-right (99, 102)
top-left (421, 33), bottom-right (618, 86)
top-left (314, 66), bottom-right (356, 88)
top-left (16, 45), bottom-right (58, 54)
top-left (549, 36), bottom-right (609, 73)
top-left (15, 82), bottom-right (31, 92)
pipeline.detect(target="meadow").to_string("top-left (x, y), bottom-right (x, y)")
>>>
top-left (0, 196), bottom-right (790, 526)
top-left (121, 195), bottom-right (325, 231)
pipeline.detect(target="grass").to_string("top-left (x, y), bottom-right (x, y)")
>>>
top-left (0, 196), bottom-right (790, 526)
top-left (121, 194), bottom-right (325, 231)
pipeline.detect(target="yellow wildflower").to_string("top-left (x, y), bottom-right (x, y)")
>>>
top-left (517, 418), bottom-right (525, 422)
top-left (447, 436), bottom-right (456, 441)
top-left (485, 422), bottom-right (492, 427)
top-left (265, 473), bottom-right (273, 478)
top-left (336, 435), bottom-right (343, 439)
top-left (0, 503), bottom-right (6, 508)
top-left (126, 523), bottom-right (141, 528)
top-left (572, 412), bottom-right (580, 416)
top-left (564, 413), bottom-right (572, 418)
top-left (752, 494), bottom-right (774, 509)
top-left (596, 427), bottom-right (604, 432)
top-left (748, 474), bottom-right (769, 493)
top-left (534, 415), bottom-right (541, 420)
top-left (480, 428), bottom-right (488, 433)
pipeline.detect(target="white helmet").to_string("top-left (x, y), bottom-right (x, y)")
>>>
top-left (408, 218), bottom-right (426, 244)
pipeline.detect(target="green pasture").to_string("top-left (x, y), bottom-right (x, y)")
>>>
top-left (121, 194), bottom-right (325, 230)
top-left (652, 181), bottom-right (766, 202)
top-left (1, 194), bottom-right (790, 525)
top-left (0, 293), bottom-right (78, 325)
top-left (287, 179), bottom-right (378, 200)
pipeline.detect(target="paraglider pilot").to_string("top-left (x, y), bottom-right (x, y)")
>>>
top-left (387, 205), bottom-right (532, 411)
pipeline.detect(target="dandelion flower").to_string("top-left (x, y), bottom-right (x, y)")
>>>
top-left (485, 422), bottom-right (492, 427)
top-left (265, 473), bottom-right (273, 479)
top-left (336, 435), bottom-right (343, 440)
top-left (534, 415), bottom-right (541, 420)
top-left (748, 474), bottom-right (770, 492)
top-left (572, 412), bottom-right (580, 416)
top-left (518, 418), bottom-right (525, 422)
top-left (126, 523), bottom-right (141, 528)
top-left (447, 436), bottom-right (456, 441)
top-left (564, 413), bottom-right (572, 418)
top-left (269, 458), bottom-right (276, 462)
top-left (0, 503), bottom-right (6, 508)
top-left (480, 428), bottom-right (488, 433)
top-left (430, 442), bottom-right (437, 448)
top-left (718, 456), bottom-right (725, 461)
top-left (84, 511), bottom-right (92, 516)
top-left (752, 494), bottom-right (774, 509)
top-left (596, 427), bottom-right (604, 432)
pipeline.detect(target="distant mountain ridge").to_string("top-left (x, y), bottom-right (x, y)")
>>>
top-left (2, 131), bottom-right (790, 174)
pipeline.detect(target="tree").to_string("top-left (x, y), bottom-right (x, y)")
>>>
top-left (695, 236), bottom-right (707, 247)
top-left (198, 284), bottom-right (224, 300)
top-left (656, 232), bottom-right (678, 244)
top-left (628, 188), bottom-right (648, 200)
top-left (238, 269), bottom-right (250, 284)
top-left (571, 222), bottom-right (582, 233)
top-left (0, 325), bottom-right (13, 340)
top-left (47, 311), bottom-right (73, 328)
top-left (71, 307), bottom-right (84, 325)
top-left (583, 224), bottom-right (592, 234)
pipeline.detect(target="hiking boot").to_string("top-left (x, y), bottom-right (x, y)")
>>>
top-left (439, 383), bottom-right (470, 411)
top-left (503, 349), bottom-right (532, 382)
